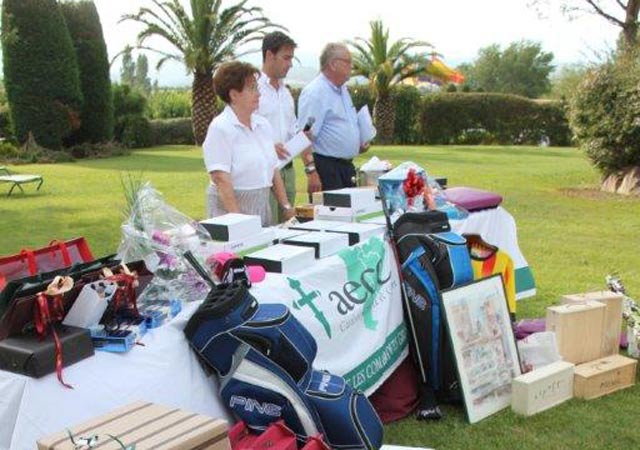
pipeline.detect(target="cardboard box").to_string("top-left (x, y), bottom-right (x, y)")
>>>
top-left (574, 354), bottom-right (637, 400)
top-left (200, 213), bottom-right (262, 241)
top-left (562, 291), bottom-right (624, 357)
top-left (545, 301), bottom-right (606, 364)
top-left (0, 325), bottom-right (94, 377)
top-left (328, 222), bottom-right (387, 246)
top-left (283, 231), bottom-right (349, 258)
top-left (322, 187), bottom-right (377, 208)
top-left (37, 401), bottom-right (230, 450)
top-left (243, 244), bottom-right (315, 274)
top-left (295, 204), bottom-right (316, 219)
top-left (511, 361), bottom-right (574, 416)
top-left (314, 201), bottom-right (384, 223)
top-left (209, 228), bottom-right (275, 256)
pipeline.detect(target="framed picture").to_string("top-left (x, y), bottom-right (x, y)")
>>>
top-left (441, 275), bottom-right (521, 423)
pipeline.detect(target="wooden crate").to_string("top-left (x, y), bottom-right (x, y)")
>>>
top-left (562, 291), bottom-right (624, 357)
top-left (546, 301), bottom-right (606, 364)
top-left (38, 401), bottom-right (230, 450)
top-left (574, 354), bottom-right (637, 400)
top-left (511, 361), bottom-right (575, 416)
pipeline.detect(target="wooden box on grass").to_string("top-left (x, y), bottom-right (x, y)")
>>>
top-left (37, 401), bottom-right (230, 450)
top-left (511, 361), bottom-right (574, 416)
top-left (562, 291), bottom-right (624, 357)
top-left (545, 301), bottom-right (605, 365)
top-left (574, 354), bottom-right (637, 400)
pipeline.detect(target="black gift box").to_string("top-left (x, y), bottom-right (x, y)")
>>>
top-left (0, 325), bottom-right (94, 377)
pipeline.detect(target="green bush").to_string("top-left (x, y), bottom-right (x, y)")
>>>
top-left (147, 89), bottom-right (191, 119)
top-left (121, 116), bottom-right (152, 148)
top-left (1, 0), bottom-right (83, 149)
top-left (112, 84), bottom-right (147, 142)
top-left (0, 105), bottom-right (14, 142)
top-left (419, 93), bottom-right (571, 146)
top-left (568, 58), bottom-right (640, 174)
top-left (393, 85), bottom-right (422, 144)
top-left (67, 141), bottom-right (129, 159)
top-left (61, 1), bottom-right (114, 144)
top-left (150, 118), bottom-right (194, 145)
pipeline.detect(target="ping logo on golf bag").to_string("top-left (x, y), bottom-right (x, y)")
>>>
top-left (229, 395), bottom-right (283, 417)
top-left (403, 281), bottom-right (427, 311)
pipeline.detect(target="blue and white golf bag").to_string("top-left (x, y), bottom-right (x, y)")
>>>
top-left (184, 282), bottom-right (383, 449)
top-left (392, 211), bottom-right (473, 412)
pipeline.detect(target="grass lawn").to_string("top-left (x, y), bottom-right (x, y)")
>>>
top-left (1, 145), bottom-right (639, 449)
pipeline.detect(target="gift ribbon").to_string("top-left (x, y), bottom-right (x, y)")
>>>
top-left (104, 271), bottom-right (140, 318)
top-left (403, 168), bottom-right (425, 207)
top-left (19, 248), bottom-right (38, 275)
top-left (34, 290), bottom-right (72, 389)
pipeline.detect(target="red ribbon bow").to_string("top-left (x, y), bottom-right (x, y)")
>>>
top-left (402, 168), bottom-right (425, 207)
top-left (33, 276), bottom-right (74, 389)
top-left (103, 264), bottom-right (140, 318)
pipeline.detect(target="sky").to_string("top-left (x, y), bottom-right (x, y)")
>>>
top-left (93, 0), bottom-right (620, 86)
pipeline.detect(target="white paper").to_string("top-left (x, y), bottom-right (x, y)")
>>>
top-left (357, 105), bottom-right (377, 145)
top-left (278, 131), bottom-right (312, 169)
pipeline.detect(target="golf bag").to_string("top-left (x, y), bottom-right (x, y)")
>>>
top-left (184, 283), bottom-right (383, 448)
top-left (391, 211), bottom-right (473, 413)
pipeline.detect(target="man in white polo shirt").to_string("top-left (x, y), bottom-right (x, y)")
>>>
top-left (258, 32), bottom-right (318, 223)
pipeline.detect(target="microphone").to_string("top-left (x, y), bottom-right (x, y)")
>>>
top-left (302, 116), bottom-right (315, 132)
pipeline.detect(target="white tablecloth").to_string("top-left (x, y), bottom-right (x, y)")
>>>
top-left (0, 207), bottom-right (534, 450)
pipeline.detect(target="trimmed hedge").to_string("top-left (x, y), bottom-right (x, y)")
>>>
top-left (1, 0), bottom-right (83, 150)
top-left (61, 0), bottom-right (114, 144)
top-left (121, 116), bottom-right (152, 149)
top-left (419, 93), bottom-right (571, 146)
top-left (147, 89), bottom-right (191, 119)
top-left (150, 118), bottom-right (194, 145)
top-left (112, 84), bottom-right (146, 142)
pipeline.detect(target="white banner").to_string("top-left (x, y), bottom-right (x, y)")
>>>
top-left (250, 236), bottom-right (408, 395)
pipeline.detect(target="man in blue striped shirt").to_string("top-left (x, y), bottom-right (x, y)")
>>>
top-left (298, 43), bottom-right (370, 192)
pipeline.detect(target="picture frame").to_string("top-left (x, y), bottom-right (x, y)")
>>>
top-left (441, 275), bottom-right (521, 423)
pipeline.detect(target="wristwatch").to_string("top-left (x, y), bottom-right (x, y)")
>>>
top-left (304, 164), bottom-right (316, 175)
top-left (282, 203), bottom-right (293, 211)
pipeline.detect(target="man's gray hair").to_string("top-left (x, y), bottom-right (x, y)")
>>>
top-left (320, 42), bottom-right (349, 70)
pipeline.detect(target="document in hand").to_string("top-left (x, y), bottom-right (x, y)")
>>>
top-left (278, 131), bottom-right (312, 169)
top-left (357, 105), bottom-right (377, 145)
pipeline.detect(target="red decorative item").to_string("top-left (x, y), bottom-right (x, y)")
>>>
top-left (402, 168), bottom-right (425, 207)
top-left (0, 237), bottom-right (95, 291)
top-left (300, 434), bottom-right (331, 450)
top-left (102, 264), bottom-right (140, 318)
top-left (229, 420), bottom-right (297, 450)
top-left (33, 276), bottom-right (75, 389)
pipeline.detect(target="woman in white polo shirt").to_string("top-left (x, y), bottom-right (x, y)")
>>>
top-left (203, 61), bottom-right (294, 225)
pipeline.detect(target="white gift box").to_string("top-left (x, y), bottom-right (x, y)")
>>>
top-left (323, 187), bottom-right (377, 208)
top-left (511, 361), bottom-right (574, 416)
top-left (243, 244), bottom-right (315, 274)
top-left (209, 228), bottom-right (275, 256)
top-left (314, 201), bottom-right (384, 223)
top-left (328, 222), bottom-right (386, 246)
top-left (290, 219), bottom-right (351, 233)
top-left (200, 213), bottom-right (262, 241)
top-left (282, 231), bottom-right (349, 258)
top-left (271, 227), bottom-right (310, 243)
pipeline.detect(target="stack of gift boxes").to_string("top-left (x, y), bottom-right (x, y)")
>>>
top-left (511, 290), bottom-right (637, 416)
top-left (200, 189), bottom-right (387, 276)
top-left (303, 186), bottom-right (385, 223)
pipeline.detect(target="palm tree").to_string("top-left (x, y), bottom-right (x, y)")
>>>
top-left (121, 0), bottom-right (282, 145)
top-left (349, 20), bottom-right (433, 144)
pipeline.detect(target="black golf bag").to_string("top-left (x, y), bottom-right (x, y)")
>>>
top-left (391, 211), bottom-right (474, 417)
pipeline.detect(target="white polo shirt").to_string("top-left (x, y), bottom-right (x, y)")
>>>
top-left (257, 72), bottom-right (298, 144)
top-left (203, 105), bottom-right (278, 190)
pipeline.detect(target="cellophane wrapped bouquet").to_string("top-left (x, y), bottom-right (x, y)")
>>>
top-left (117, 182), bottom-right (215, 305)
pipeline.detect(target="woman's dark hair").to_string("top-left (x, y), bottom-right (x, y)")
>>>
top-left (212, 61), bottom-right (259, 104)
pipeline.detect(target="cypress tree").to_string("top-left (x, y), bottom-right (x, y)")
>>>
top-left (61, 0), bottom-right (114, 144)
top-left (1, 0), bottom-right (83, 150)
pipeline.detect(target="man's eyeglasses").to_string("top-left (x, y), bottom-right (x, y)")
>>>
top-left (334, 57), bottom-right (352, 66)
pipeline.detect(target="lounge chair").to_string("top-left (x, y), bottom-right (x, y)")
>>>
top-left (0, 166), bottom-right (44, 196)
